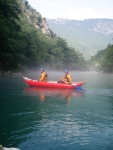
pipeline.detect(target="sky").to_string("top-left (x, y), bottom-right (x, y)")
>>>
top-left (27, 0), bottom-right (113, 20)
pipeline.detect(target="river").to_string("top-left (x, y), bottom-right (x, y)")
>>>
top-left (0, 71), bottom-right (113, 150)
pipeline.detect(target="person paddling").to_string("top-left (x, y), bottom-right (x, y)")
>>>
top-left (39, 68), bottom-right (47, 82)
top-left (58, 70), bottom-right (72, 84)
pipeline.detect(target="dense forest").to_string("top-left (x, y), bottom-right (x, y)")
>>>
top-left (0, 0), bottom-right (87, 72)
top-left (89, 44), bottom-right (113, 73)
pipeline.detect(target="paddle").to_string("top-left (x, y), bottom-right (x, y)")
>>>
top-left (71, 84), bottom-right (82, 90)
top-left (75, 86), bottom-right (83, 90)
top-left (72, 82), bottom-right (86, 90)
top-left (58, 80), bottom-right (84, 91)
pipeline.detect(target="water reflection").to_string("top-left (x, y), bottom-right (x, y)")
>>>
top-left (24, 87), bottom-right (85, 103)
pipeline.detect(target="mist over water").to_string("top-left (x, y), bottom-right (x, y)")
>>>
top-left (0, 71), bottom-right (113, 150)
top-left (23, 70), bottom-right (113, 88)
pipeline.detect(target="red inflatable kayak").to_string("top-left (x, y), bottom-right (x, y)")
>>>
top-left (23, 77), bottom-right (86, 89)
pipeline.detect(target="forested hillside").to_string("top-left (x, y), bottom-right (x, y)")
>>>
top-left (47, 18), bottom-right (113, 59)
top-left (89, 44), bottom-right (113, 73)
top-left (0, 0), bottom-right (87, 72)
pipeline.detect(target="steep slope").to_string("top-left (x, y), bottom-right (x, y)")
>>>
top-left (0, 0), bottom-right (87, 71)
top-left (47, 18), bottom-right (113, 59)
top-left (19, 0), bottom-right (55, 38)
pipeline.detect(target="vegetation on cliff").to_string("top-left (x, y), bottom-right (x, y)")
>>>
top-left (0, 0), bottom-right (87, 72)
top-left (89, 44), bottom-right (113, 73)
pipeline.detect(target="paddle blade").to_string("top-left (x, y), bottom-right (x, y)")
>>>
top-left (75, 86), bottom-right (83, 91)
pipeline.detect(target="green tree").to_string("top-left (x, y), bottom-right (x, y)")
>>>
top-left (0, 0), bottom-right (21, 70)
top-left (89, 44), bottom-right (113, 73)
top-left (0, 0), bottom-right (87, 72)
top-left (101, 45), bottom-right (113, 73)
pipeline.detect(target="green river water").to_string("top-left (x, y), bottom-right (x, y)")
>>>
top-left (0, 71), bottom-right (113, 150)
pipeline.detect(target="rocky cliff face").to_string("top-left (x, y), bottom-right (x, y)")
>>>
top-left (20, 0), bottom-right (55, 37)
top-left (81, 19), bottom-right (113, 35)
top-left (91, 20), bottom-right (113, 35)
top-left (48, 18), bottom-right (113, 35)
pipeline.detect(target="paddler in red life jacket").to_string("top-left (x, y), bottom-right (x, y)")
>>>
top-left (39, 68), bottom-right (47, 82)
top-left (58, 69), bottom-right (72, 84)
